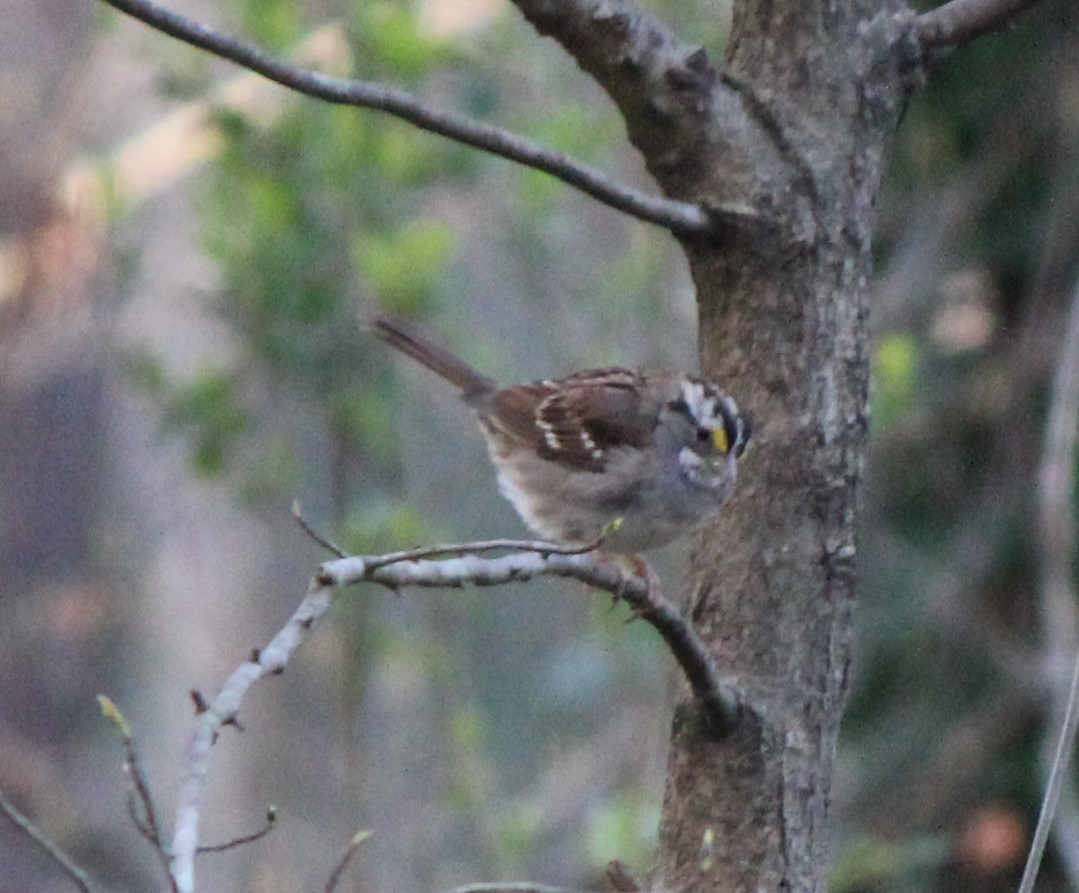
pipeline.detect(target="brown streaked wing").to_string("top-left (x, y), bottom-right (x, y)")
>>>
top-left (486, 368), bottom-right (655, 472)
top-left (484, 382), bottom-right (553, 447)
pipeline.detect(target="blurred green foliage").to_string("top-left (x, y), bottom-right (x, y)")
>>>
top-left (872, 334), bottom-right (919, 431)
top-left (139, 0), bottom-right (676, 537)
top-left (138, 0), bottom-right (482, 527)
top-left (125, 0), bottom-right (1079, 889)
top-left (830, 836), bottom-right (951, 893)
top-left (851, 3), bottom-right (1078, 890)
top-left (129, 0), bottom-right (679, 885)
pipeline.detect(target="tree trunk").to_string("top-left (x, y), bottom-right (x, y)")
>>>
top-left (651, 5), bottom-right (913, 891)
top-left (510, 0), bottom-right (922, 885)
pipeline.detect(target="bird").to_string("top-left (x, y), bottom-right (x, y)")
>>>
top-left (372, 314), bottom-right (750, 553)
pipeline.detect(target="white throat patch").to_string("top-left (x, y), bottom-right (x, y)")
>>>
top-left (680, 378), bottom-right (720, 428)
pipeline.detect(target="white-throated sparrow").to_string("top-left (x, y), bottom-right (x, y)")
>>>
top-left (374, 315), bottom-right (750, 552)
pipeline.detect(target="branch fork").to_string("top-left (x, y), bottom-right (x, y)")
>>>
top-left (94, 0), bottom-right (746, 239)
top-left (317, 544), bottom-right (742, 736)
top-left (164, 524), bottom-right (741, 892)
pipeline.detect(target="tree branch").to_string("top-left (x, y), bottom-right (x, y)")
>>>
top-left (0, 788), bottom-right (102, 893)
top-left (94, 0), bottom-right (740, 238)
top-left (320, 551), bottom-right (743, 734)
top-left (439, 885), bottom-right (590, 893)
top-left (508, 1), bottom-right (730, 173)
top-left (505, 1), bottom-right (781, 241)
top-left (168, 544), bottom-right (742, 891)
top-left (509, 0), bottom-right (697, 102)
top-left (325, 828), bottom-right (372, 893)
top-left (169, 576), bottom-right (334, 893)
top-left (914, 0), bottom-right (1044, 52)
top-left (98, 695), bottom-right (177, 890)
top-left (1021, 266), bottom-right (1079, 893)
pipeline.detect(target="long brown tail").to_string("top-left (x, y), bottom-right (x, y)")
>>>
top-left (372, 315), bottom-right (496, 400)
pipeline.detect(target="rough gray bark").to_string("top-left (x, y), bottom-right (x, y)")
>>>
top-left (665, 8), bottom-right (904, 890)
top-left (509, 1), bottom-right (1027, 891)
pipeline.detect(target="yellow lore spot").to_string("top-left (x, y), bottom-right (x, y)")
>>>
top-left (712, 427), bottom-right (729, 455)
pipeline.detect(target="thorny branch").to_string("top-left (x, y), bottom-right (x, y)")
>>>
top-left (169, 542), bottom-right (742, 892)
top-left (95, 0), bottom-right (727, 238)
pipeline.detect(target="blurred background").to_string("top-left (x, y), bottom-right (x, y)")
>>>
top-left (0, 1), bottom-right (1077, 891)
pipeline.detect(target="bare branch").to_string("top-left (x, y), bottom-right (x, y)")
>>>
top-left (1019, 656), bottom-right (1079, 893)
top-left (508, 0), bottom-right (712, 147)
top-left (169, 578), bottom-right (335, 892)
top-left (294, 498), bottom-right (609, 567)
top-left (504, 1), bottom-right (773, 215)
top-left (440, 885), bottom-right (590, 893)
top-left (321, 551), bottom-right (742, 736)
top-left (1021, 269), bottom-right (1079, 893)
top-left (98, 696), bottom-right (177, 891)
top-left (169, 542), bottom-right (741, 891)
top-left (325, 829), bottom-right (373, 893)
top-left (292, 500), bottom-right (346, 558)
top-left (94, 0), bottom-right (733, 237)
top-left (361, 535), bottom-right (607, 572)
top-left (0, 788), bottom-right (102, 893)
top-left (914, 0), bottom-right (1044, 52)
top-left (197, 807), bottom-right (278, 854)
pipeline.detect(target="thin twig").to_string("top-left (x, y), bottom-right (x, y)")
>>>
top-left (292, 500), bottom-right (346, 558)
top-left (94, 0), bottom-right (726, 238)
top-left (1021, 270), bottom-right (1079, 893)
top-left (125, 742), bottom-right (166, 847)
top-left (126, 790), bottom-right (156, 843)
top-left (98, 696), bottom-right (177, 891)
top-left (293, 498), bottom-right (604, 566)
top-left (0, 788), bottom-right (102, 893)
top-left (128, 798), bottom-right (276, 856)
top-left (914, 0), bottom-right (1044, 52)
top-left (324, 829), bottom-right (372, 893)
top-left (1019, 654), bottom-right (1079, 893)
top-left (197, 807), bottom-right (277, 854)
top-left (361, 535), bottom-right (606, 572)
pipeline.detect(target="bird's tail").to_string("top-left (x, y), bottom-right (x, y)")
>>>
top-left (371, 314), bottom-right (496, 400)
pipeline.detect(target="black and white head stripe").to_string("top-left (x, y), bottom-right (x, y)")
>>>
top-left (669, 378), bottom-right (750, 457)
top-left (718, 394), bottom-right (750, 457)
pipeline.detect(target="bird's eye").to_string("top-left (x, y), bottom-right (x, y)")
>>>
top-left (696, 427), bottom-right (711, 443)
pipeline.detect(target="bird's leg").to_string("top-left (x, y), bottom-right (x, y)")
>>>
top-left (604, 553), bottom-right (663, 622)
top-left (622, 554), bottom-right (664, 621)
